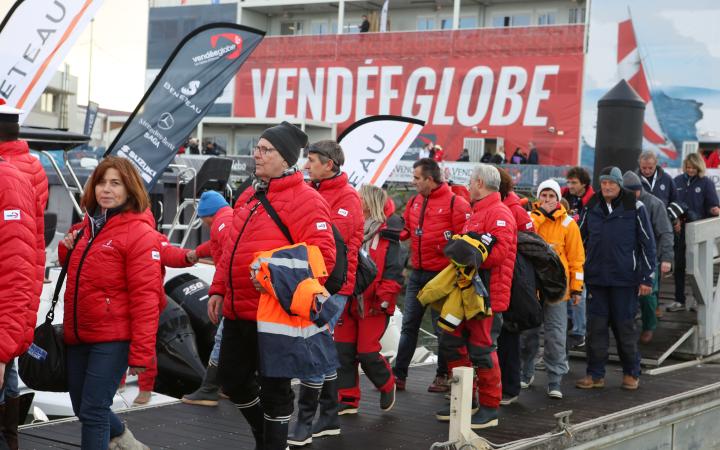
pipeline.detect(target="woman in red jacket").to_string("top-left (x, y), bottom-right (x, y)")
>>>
top-left (334, 186), bottom-right (403, 419)
top-left (59, 157), bottom-right (163, 450)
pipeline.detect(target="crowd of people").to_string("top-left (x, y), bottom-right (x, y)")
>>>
top-left (1, 101), bottom-right (719, 449)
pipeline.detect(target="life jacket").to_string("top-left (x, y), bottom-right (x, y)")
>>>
top-left (253, 243), bottom-right (340, 379)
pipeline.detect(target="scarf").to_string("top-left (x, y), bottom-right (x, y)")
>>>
top-left (362, 218), bottom-right (384, 251)
top-left (252, 167), bottom-right (297, 193)
top-left (88, 205), bottom-right (123, 238)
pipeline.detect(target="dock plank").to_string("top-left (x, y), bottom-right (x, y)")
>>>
top-left (20, 360), bottom-right (720, 450)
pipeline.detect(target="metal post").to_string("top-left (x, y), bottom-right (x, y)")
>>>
top-left (452, 0), bottom-right (461, 30)
top-left (338, 0), bottom-right (345, 34)
top-left (447, 367), bottom-right (490, 449)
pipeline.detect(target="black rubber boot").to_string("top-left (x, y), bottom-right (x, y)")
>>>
top-left (311, 376), bottom-right (341, 438)
top-left (182, 362), bottom-right (220, 406)
top-left (287, 384), bottom-right (321, 447)
top-left (238, 400), bottom-right (265, 450)
top-left (264, 415), bottom-right (290, 450)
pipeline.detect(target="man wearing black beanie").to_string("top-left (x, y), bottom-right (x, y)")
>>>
top-left (259, 121), bottom-right (308, 167)
top-left (207, 122), bottom-right (337, 450)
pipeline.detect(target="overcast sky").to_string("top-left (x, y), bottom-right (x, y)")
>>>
top-left (0, 0), bottom-right (149, 112)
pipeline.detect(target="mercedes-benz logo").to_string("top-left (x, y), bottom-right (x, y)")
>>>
top-left (158, 112), bottom-right (175, 130)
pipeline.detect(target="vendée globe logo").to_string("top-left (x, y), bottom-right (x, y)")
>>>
top-left (192, 33), bottom-right (243, 66)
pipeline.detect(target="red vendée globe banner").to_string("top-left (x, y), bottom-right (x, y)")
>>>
top-left (233, 26), bottom-right (584, 165)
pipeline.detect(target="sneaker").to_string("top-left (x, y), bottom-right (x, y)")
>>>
top-left (666, 302), bottom-right (685, 312)
top-left (133, 391), bottom-right (152, 406)
top-left (547, 384), bottom-right (563, 399)
top-left (470, 406), bottom-right (499, 429)
top-left (621, 375), bottom-right (639, 390)
top-left (639, 330), bottom-right (654, 344)
top-left (520, 375), bottom-right (534, 389)
top-left (569, 335), bottom-right (586, 350)
top-left (535, 359), bottom-right (546, 371)
top-left (117, 382), bottom-right (126, 394)
top-left (395, 377), bottom-right (406, 391)
top-left (380, 384), bottom-right (396, 412)
top-left (428, 374), bottom-right (450, 393)
top-left (436, 399), bottom-right (479, 421)
top-left (500, 394), bottom-right (518, 405)
top-left (338, 404), bottom-right (358, 415)
top-left (575, 376), bottom-right (605, 389)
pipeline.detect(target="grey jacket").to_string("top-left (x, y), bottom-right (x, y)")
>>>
top-left (639, 190), bottom-right (674, 264)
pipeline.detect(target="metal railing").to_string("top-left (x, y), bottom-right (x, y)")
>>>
top-left (684, 216), bottom-right (720, 356)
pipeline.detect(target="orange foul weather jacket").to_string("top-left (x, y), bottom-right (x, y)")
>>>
top-left (252, 243), bottom-right (341, 380)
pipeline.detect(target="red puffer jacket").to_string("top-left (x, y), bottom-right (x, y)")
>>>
top-left (314, 172), bottom-right (364, 296)
top-left (0, 140), bottom-right (48, 296)
top-left (462, 192), bottom-right (517, 312)
top-left (209, 172), bottom-right (336, 321)
top-left (58, 210), bottom-right (164, 368)
top-left (0, 159), bottom-right (39, 363)
top-left (504, 191), bottom-right (535, 233)
top-left (402, 183), bottom-right (471, 272)
top-left (354, 199), bottom-right (404, 317)
top-left (196, 206), bottom-right (234, 264)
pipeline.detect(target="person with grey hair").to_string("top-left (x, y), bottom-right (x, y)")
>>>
top-left (577, 166), bottom-right (655, 391)
top-left (436, 163), bottom-right (517, 429)
top-left (635, 150), bottom-right (675, 207)
top-left (623, 171), bottom-right (673, 343)
top-left (287, 140), bottom-right (364, 446)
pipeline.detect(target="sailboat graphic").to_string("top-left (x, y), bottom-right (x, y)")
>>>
top-left (617, 16), bottom-right (678, 160)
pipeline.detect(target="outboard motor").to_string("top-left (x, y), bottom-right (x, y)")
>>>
top-left (156, 296), bottom-right (206, 392)
top-left (165, 273), bottom-right (217, 364)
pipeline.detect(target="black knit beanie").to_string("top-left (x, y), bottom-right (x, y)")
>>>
top-left (260, 121), bottom-right (308, 167)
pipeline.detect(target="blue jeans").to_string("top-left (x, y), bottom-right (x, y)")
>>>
top-left (520, 300), bottom-right (569, 386)
top-left (0, 360), bottom-right (19, 404)
top-left (209, 318), bottom-right (225, 365)
top-left (67, 342), bottom-right (129, 450)
top-left (394, 270), bottom-right (447, 380)
top-left (586, 286), bottom-right (641, 378)
top-left (568, 287), bottom-right (587, 337)
top-left (304, 294), bottom-right (348, 384)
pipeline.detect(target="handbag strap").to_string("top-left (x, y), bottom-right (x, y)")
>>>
top-left (256, 192), bottom-right (294, 244)
top-left (47, 229), bottom-right (84, 324)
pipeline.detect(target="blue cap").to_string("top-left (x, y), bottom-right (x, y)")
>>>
top-left (197, 191), bottom-right (229, 218)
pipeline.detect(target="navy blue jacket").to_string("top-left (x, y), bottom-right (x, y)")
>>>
top-left (580, 190), bottom-right (656, 287)
top-left (673, 174), bottom-right (720, 221)
top-left (636, 166), bottom-right (675, 207)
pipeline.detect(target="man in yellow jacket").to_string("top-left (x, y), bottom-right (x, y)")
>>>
top-left (520, 179), bottom-right (584, 399)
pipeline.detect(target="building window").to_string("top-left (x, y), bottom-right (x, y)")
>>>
top-left (40, 92), bottom-right (55, 113)
top-left (417, 17), bottom-right (435, 31)
top-left (280, 21), bottom-right (303, 36)
top-left (311, 20), bottom-right (329, 35)
top-left (569, 7), bottom-right (586, 24)
top-left (492, 14), bottom-right (531, 27)
top-left (459, 16), bottom-right (477, 29)
top-left (538, 12), bottom-right (556, 25)
top-left (440, 17), bottom-right (453, 30)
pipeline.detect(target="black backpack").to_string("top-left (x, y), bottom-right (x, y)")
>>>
top-left (256, 192), bottom-right (348, 295)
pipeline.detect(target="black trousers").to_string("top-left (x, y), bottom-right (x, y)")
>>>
top-left (218, 319), bottom-right (294, 418)
top-left (497, 327), bottom-right (521, 397)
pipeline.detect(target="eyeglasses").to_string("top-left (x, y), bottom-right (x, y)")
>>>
top-left (253, 145), bottom-right (277, 156)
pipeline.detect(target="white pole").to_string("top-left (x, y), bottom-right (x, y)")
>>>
top-left (452, 0), bottom-right (460, 30)
top-left (338, 0), bottom-right (345, 34)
